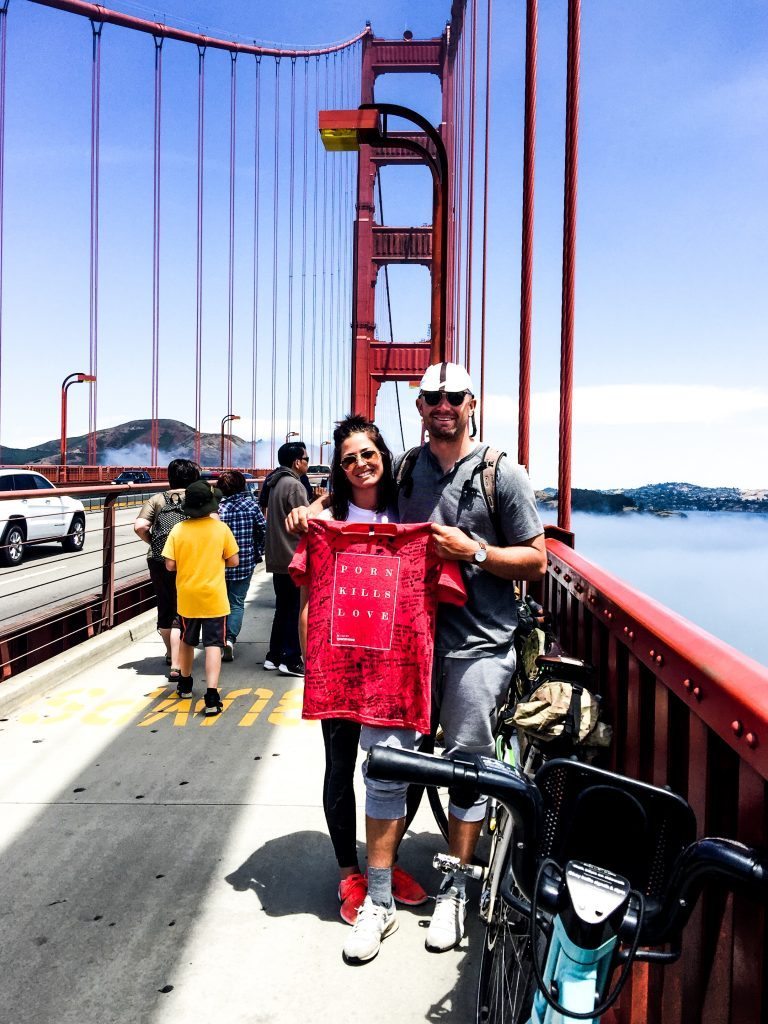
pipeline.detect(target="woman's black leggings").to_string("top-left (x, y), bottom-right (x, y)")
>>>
top-left (321, 718), bottom-right (361, 869)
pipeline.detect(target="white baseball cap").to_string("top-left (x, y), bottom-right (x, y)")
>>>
top-left (419, 361), bottom-right (474, 394)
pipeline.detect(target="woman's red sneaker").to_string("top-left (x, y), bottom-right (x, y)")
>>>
top-left (338, 872), bottom-right (368, 925)
top-left (391, 866), bottom-right (429, 906)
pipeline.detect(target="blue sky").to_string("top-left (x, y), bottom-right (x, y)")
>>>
top-left (2, 0), bottom-right (767, 488)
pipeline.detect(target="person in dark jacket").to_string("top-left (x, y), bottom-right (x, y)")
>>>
top-left (263, 441), bottom-right (309, 676)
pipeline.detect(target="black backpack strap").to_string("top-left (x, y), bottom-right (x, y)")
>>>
top-left (478, 446), bottom-right (506, 544)
top-left (395, 446), bottom-right (421, 499)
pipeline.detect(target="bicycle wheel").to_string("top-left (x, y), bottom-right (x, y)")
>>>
top-left (476, 898), bottom-right (543, 1024)
top-left (427, 781), bottom-right (450, 841)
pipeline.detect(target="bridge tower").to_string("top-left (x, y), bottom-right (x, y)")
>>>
top-left (351, 28), bottom-right (456, 420)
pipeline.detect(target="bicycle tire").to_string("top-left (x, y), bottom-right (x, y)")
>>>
top-left (427, 782), bottom-right (450, 842)
top-left (476, 897), bottom-right (544, 1024)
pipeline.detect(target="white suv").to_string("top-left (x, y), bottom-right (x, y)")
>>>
top-left (0, 470), bottom-right (86, 567)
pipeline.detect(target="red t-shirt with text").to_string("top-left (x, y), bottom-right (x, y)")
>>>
top-left (289, 520), bottom-right (466, 732)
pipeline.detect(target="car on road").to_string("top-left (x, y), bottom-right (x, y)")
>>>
top-left (200, 471), bottom-right (260, 499)
top-left (0, 470), bottom-right (87, 567)
top-left (306, 464), bottom-right (331, 488)
top-left (112, 470), bottom-right (153, 484)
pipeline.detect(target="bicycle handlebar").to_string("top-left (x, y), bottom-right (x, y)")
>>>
top-left (367, 745), bottom-right (543, 899)
top-left (366, 745), bottom-right (768, 942)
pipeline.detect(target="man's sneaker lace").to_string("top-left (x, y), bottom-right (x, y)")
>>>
top-left (342, 895), bottom-right (398, 964)
top-left (425, 882), bottom-right (466, 952)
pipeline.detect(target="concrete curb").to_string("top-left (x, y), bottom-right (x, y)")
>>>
top-left (0, 609), bottom-right (158, 715)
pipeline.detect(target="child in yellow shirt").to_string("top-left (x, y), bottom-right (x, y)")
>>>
top-left (163, 480), bottom-right (239, 715)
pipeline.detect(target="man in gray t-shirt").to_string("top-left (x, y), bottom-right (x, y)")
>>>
top-left (397, 361), bottom-right (545, 953)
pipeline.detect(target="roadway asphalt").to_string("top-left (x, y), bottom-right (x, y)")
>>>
top-left (0, 565), bottom-right (483, 1024)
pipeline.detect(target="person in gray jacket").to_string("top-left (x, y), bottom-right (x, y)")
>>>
top-left (264, 441), bottom-right (310, 676)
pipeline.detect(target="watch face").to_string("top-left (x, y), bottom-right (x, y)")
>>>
top-left (474, 546), bottom-right (487, 564)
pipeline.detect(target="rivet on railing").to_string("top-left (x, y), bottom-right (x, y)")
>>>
top-left (589, 594), bottom-right (597, 604)
top-left (745, 732), bottom-right (758, 749)
top-left (682, 678), bottom-right (692, 691)
top-left (547, 559), bottom-right (552, 567)
top-left (692, 686), bottom-right (701, 700)
top-left (650, 649), bottom-right (656, 659)
top-left (554, 566), bottom-right (562, 575)
top-left (655, 654), bottom-right (663, 666)
top-left (563, 574), bottom-right (572, 584)
top-left (575, 584), bottom-right (584, 594)
top-left (605, 610), bottom-right (613, 620)
top-left (627, 630), bottom-right (634, 640)
top-left (731, 720), bottom-right (743, 737)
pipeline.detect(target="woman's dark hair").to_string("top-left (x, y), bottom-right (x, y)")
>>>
top-left (330, 414), bottom-right (396, 521)
top-left (167, 458), bottom-right (201, 490)
top-left (216, 470), bottom-right (246, 497)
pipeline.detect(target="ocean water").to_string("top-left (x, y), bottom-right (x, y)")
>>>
top-left (549, 510), bottom-right (768, 668)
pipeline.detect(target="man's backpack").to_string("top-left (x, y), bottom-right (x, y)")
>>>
top-left (395, 444), bottom-right (506, 542)
top-left (149, 491), bottom-right (189, 561)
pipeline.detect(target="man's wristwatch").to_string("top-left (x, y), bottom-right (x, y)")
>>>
top-left (473, 541), bottom-right (488, 565)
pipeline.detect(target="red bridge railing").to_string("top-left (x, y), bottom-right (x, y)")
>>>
top-left (542, 529), bottom-right (768, 1024)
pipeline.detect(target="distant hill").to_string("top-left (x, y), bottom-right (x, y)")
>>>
top-left (0, 419), bottom-right (264, 468)
top-left (537, 482), bottom-right (768, 515)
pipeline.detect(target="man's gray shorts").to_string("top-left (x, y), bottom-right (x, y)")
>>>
top-left (434, 644), bottom-right (517, 822)
top-left (360, 725), bottom-right (420, 820)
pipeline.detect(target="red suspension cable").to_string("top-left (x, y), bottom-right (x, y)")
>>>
top-left (270, 58), bottom-right (281, 467)
top-left (299, 57), bottom-right (309, 438)
top-left (194, 45), bottom-right (205, 466)
top-left (320, 55), bottom-right (329, 442)
top-left (250, 57), bottom-right (262, 469)
top-left (88, 19), bottom-right (102, 465)
top-left (226, 52), bottom-right (237, 467)
top-left (479, 0), bottom-right (494, 442)
top-left (454, 28), bottom-right (466, 365)
top-left (518, 0), bottom-right (538, 470)
top-left (286, 57), bottom-right (296, 433)
top-left (310, 57), bottom-right (320, 458)
top-left (150, 35), bottom-right (162, 468)
top-left (558, 0), bottom-right (581, 532)
top-left (464, 0), bottom-right (478, 374)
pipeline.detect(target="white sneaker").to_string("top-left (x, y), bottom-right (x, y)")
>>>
top-left (222, 640), bottom-right (234, 663)
top-left (263, 658), bottom-right (278, 671)
top-left (278, 659), bottom-right (305, 677)
top-left (342, 895), bottom-right (398, 964)
top-left (425, 885), bottom-right (466, 952)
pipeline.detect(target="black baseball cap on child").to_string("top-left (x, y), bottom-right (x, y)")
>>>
top-left (182, 480), bottom-right (222, 518)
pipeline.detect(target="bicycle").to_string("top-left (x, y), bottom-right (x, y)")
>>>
top-left (368, 744), bottom-right (768, 1024)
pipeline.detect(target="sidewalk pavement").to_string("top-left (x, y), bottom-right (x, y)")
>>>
top-left (0, 565), bottom-right (483, 1024)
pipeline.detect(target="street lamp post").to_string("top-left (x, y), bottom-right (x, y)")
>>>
top-left (319, 104), bottom-right (449, 364)
top-left (60, 372), bottom-right (96, 482)
top-left (285, 431), bottom-right (299, 443)
top-left (319, 440), bottom-right (331, 464)
top-left (220, 414), bottom-right (240, 468)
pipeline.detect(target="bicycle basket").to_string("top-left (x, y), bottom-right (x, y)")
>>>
top-left (534, 758), bottom-right (696, 910)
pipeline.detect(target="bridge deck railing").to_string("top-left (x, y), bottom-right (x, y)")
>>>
top-left (542, 528), bottom-right (768, 1024)
top-left (0, 484), bottom-right (164, 678)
